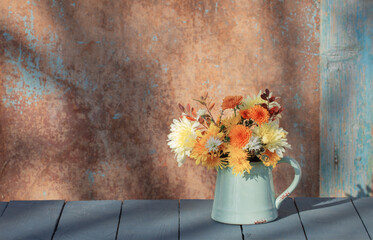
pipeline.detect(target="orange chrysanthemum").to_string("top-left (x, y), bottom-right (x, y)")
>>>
top-left (240, 105), bottom-right (269, 125)
top-left (229, 125), bottom-right (252, 148)
top-left (221, 96), bottom-right (243, 110)
top-left (260, 149), bottom-right (281, 167)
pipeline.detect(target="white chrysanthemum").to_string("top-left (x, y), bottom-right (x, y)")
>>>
top-left (205, 137), bottom-right (223, 152)
top-left (168, 117), bottom-right (200, 166)
top-left (244, 135), bottom-right (262, 151)
top-left (252, 121), bottom-right (291, 157)
top-left (239, 90), bottom-right (281, 110)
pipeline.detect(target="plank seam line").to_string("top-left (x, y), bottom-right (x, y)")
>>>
top-left (240, 225), bottom-right (245, 240)
top-left (351, 199), bottom-right (372, 240)
top-left (178, 199), bottom-right (180, 240)
top-left (293, 198), bottom-right (308, 240)
top-left (0, 202), bottom-right (9, 217)
top-left (51, 201), bottom-right (65, 240)
top-left (115, 200), bottom-right (124, 240)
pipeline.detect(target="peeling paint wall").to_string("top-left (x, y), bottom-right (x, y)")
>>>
top-left (0, 0), bottom-right (319, 200)
top-left (320, 0), bottom-right (373, 197)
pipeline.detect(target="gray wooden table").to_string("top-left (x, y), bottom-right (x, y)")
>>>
top-left (0, 198), bottom-right (371, 240)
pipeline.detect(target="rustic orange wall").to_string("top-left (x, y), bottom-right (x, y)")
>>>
top-left (0, 0), bottom-right (319, 200)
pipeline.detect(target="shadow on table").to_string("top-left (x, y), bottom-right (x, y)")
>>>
top-left (292, 197), bottom-right (371, 240)
top-left (0, 201), bottom-right (64, 240)
top-left (295, 197), bottom-right (352, 210)
top-left (242, 198), bottom-right (305, 240)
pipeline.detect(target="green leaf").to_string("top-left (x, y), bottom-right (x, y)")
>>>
top-left (193, 99), bottom-right (206, 105)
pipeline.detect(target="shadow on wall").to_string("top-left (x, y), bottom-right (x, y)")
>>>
top-left (0, 0), bottom-right (320, 200)
top-left (345, 185), bottom-right (373, 198)
top-left (0, 0), bottom-right (182, 200)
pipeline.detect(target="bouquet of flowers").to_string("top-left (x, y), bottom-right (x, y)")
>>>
top-left (167, 89), bottom-right (291, 175)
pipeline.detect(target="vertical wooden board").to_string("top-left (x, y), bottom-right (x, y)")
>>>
top-left (180, 200), bottom-right (242, 240)
top-left (320, 0), bottom-right (373, 197)
top-left (0, 200), bottom-right (64, 240)
top-left (0, 202), bottom-right (8, 216)
top-left (242, 198), bottom-right (306, 240)
top-left (295, 197), bottom-right (370, 240)
top-left (352, 198), bottom-right (373, 238)
top-left (117, 200), bottom-right (178, 240)
top-left (53, 200), bottom-right (122, 240)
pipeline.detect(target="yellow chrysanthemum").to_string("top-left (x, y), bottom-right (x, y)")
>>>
top-left (220, 114), bottom-right (241, 133)
top-left (203, 151), bottom-right (225, 169)
top-left (239, 92), bottom-right (267, 111)
top-left (190, 124), bottom-right (224, 169)
top-left (226, 145), bottom-right (252, 175)
top-left (260, 149), bottom-right (281, 167)
top-left (239, 90), bottom-right (281, 111)
top-left (252, 121), bottom-right (291, 158)
top-left (168, 117), bottom-right (199, 166)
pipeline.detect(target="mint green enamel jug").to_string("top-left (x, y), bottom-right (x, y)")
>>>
top-left (211, 157), bottom-right (301, 225)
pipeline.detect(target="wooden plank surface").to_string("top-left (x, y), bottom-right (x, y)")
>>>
top-left (53, 200), bottom-right (122, 240)
top-left (242, 198), bottom-right (306, 240)
top-left (117, 200), bottom-right (178, 240)
top-left (180, 200), bottom-right (242, 240)
top-left (352, 197), bottom-right (373, 238)
top-left (0, 202), bottom-right (8, 216)
top-left (295, 197), bottom-right (370, 240)
top-left (0, 200), bottom-right (64, 240)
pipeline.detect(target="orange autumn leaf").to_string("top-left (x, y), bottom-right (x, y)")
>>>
top-left (221, 96), bottom-right (243, 110)
top-left (191, 108), bottom-right (197, 117)
top-left (209, 103), bottom-right (215, 110)
top-left (185, 116), bottom-right (195, 121)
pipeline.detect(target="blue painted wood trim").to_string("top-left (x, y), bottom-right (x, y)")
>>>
top-left (320, 0), bottom-right (373, 197)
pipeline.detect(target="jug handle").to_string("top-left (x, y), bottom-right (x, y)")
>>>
top-left (275, 157), bottom-right (302, 209)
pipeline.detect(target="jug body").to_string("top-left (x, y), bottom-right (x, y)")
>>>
top-left (211, 162), bottom-right (278, 224)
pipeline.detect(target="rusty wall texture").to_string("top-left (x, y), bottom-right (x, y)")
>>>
top-left (0, 0), bottom-right (320, 200)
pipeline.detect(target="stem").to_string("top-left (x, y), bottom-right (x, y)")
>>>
top-left (205, 105), bottom-right (216, 125)
top-left (218, 110), bottom-right (224, 125)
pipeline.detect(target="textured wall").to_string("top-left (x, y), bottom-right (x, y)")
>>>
top-left (320, 0), bottom-right (372, 197)
top-left (0, 0), bottom-right (319, 201)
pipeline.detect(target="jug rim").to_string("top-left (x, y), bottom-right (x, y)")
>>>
top-left (218, 161), bottom-right (268, 169)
